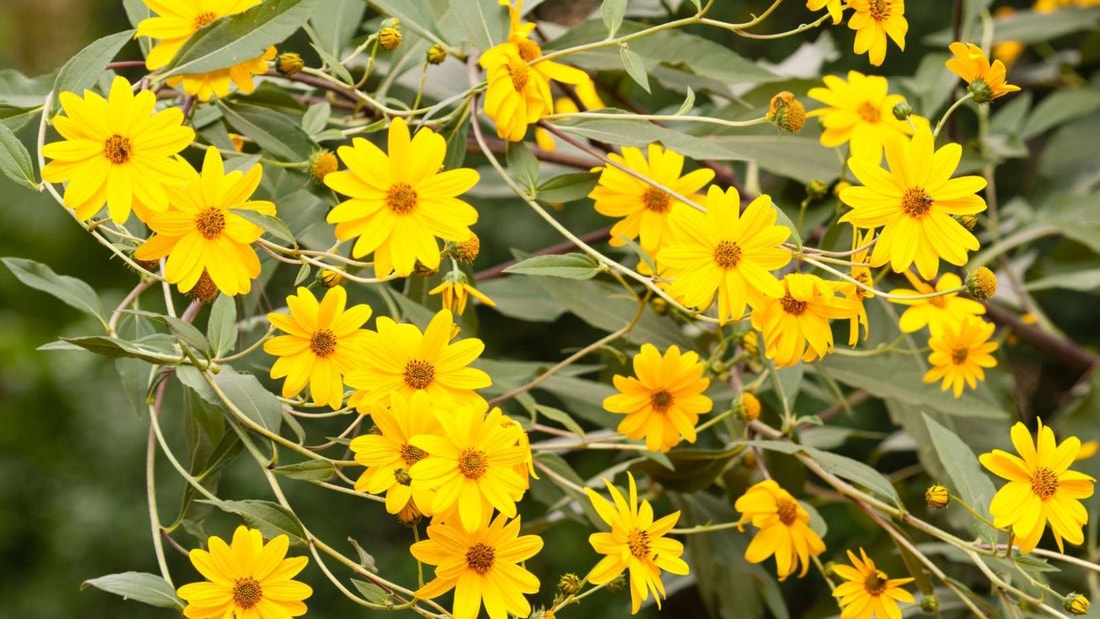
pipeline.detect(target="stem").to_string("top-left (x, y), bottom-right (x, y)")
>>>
top-left (933, 93), bottom-right (975, 138)
top-left (542, 110), bottom-right (768, 131)
top-left (146, 374), bottom-right (172, 587)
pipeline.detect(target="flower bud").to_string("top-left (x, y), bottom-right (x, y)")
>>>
top-left (450, 234), bottom-right (481, 264)
top-left (920, 595), bottom-right (940, 613)
top-left (558, 573), bottom-right (583, 595)
top-left (833, 180), bottom-right (852, 198)
top-left (310, 150), bottom-right (339, 183)
top-left (806, 179), bottom-right (829, 201)
top-left (132, 258), bottom-right (161, 274)
top-left (737, 392), bottom-right (762, 422)
top-left (397, 499), bottom-right (422, 526)
top-left (741, 330), bottom-right (759, 356)
top-left (1066, 594), bottom-right (1090, 616)
top-left (968, 79), bottom-right (994, 104)
top-left (318, 269), bottom-right (345, 288)
top-left (606, 573), bottom-right (626, 592)
top-left (276, 51), bottom-right (305, 76)
top-left (427, 43), bottom-right (447, 65)
top-left (189, 270), bottom-right (219, 304)
top-left (741, 449), bottom-right (758, 469)
top-left (966, 267), bottom-right (997, 300)
top-left (925, 484), bottom-right (949, 509)
top-left (379, 21), bottom-right (402, 51)
top-left (650, 295), bottom-right (669, 316)
top-left (766, 91), bottom-right (806, 134)
top-left (957, 214), bottom-right (978, 230)
top-left (892, 101), bottom-right (913, 121)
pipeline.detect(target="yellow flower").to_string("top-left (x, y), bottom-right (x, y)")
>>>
top-left (428, 274), bottom-right (496, 315)
top-left (176, 526), bottom-right (312, 619)
top-left (345, 309), bottom-right (491, 410)
top-left (589, 143), bottom-right (715, 256)
top-left (846, 0), bottom-right (908, 66)
top-left (324, 117), bottom-right (480, 277)
top-left (965, 266), bottom-right (997, 299)
top-left (808, 0), bottom-right (844, 24)
top-left (807, 71), bottom-right (920, 161)
top-left (586, 473), bottom-right (689, 614)
top-left (841, 228), bottom-right (875, 346)
top-left (891, 272), bottom-right (985, 334)
top-left (603, 343), bottom-right (713, 453)
top-left (832, 547), bottom-right (915, 619)
top-left (735, 480), bottom-right (826, 580)
top-left (1066, 594), bottom-right (1091, 615)
top-left (480, 47), bottom-right (553, 142)
top-left (408, 405), bottom-right (530, 531)
top-left (263, 286), bottom-right (372, 409)
top-left (137, 0), bottom-right (275, 101)
top-left (134, 146), bottom-right (274, 296)
top-left (751, 273), bottom-right (858, 368)
top-left (946, 42), bottom-right (1021, 104)
top-left (349, 390), bottom-right (442, 516)
top-left (658, 186), bottom-right (792, 324)
top-left (922, 315), bottom-right (998, 397)
top-left (411, 513), bottom-right (543, 619)
top-left (979, 419), bottom-right (1096, 553)
top-left (840, 126), bottom-right (988, 280)
top-left (40, 75), bottom-right (194, 223)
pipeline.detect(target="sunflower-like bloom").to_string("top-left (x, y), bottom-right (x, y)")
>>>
top-left (735, 480), bottom-right (826, 581)
top-left (176, 526), bottom-right (312, 618)
top-left (408, 405), bottom-right (530, 532)
top-left (946, 41), bottom-right (1021, 104)
top-left (324, 117), bottom-right (479, 277)
top-left (41, 76), bottom-right (194, 224)
top-left (832, 547), bottom-right (915, 619)
top-left (751, 273), bottom-right (859, 368)
top-left (263, 286), bottom-right (372, 409)
top-left (922, 315), bottom-right (998, 397)
top-left (892, 271), bottom-right (985, 334)
top-left (411, 513), bottom-right (543, 619)
top-left (137, 0), bottom-right (275, 101)
top-left (603, 343), bottom-right (712, 453)
top-left (589, 143), bottom-right (714, 256)
top-left (808, 0), bottom-right (843, 24)
top-left (350, 390), bottom-right (442, 516)
top-left (846, 0), bottom-right (907, 66)
top-left (839, 126), bottom-right (988, 280)
top-left (586, 473), bottom-right (689, 614)
top-left (980, 419), bottom-right (1096, 553)
top-left (345, 309), bottom-right (490, 410)
top-left (659, 186), bottom-right (792, 324)
top-left (807, 71), bottom-right (923, 162)
top-left (134, 146), bottom-right (274, 295)
top-left (428, 273), bottom-right (496, 315)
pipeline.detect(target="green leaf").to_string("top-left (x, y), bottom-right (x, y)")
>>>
top-left (504, 253), bottom-right (602, 279)
top-left (711, 134), bottom-right (841, 184)
top-left (230, 208), bottom-right (298, 246)
top-left (116, 358), bottom-right (153, 417)
top-left (208, 294), bottom-right (238, 358)
top-left (213, 369), bottom-right (285, 435)
top-left (675, 86), bottom-right (696, 116)
top-left (506, 141), bottom-right (540, 190)
top-left (601, 0), bottom-right (627, 38)
top-left (535, 172), bottom-right (599, 203)
top-left (59, 335), bottom-right (183, 364)
top-left (535, 405), bottom-right (586, 438)
top-left (0, 68), bottom-right (54, 110)
top-left (129, 310), bottom-right (212, 358)
top-left (273, 460), bottom-right (335, 481)
top-left (2, 257), bottom-right (105, 324)
top-left (477, 277), bottom-right (567, 322)
top-left (552, 116), bottom-right (732, 161)
top-left (0, 121), bottom-right (36, 189)
top-left (450, 0), bottom-right (505, 50)
top-left (81, 572), bottom-right (183, 610)
top-left (161, 0), bottom-right (323, 77)
top-left (351, 580), bottom-right (393, 605)
top-left (619, 47), bottom-right (651, 94)
top-left (1022, 87), bottom-right (1100, 139)
top-left (220, 102), bottom-right (314, 162)
top-left (751, 440), bottom-right (902, 505)
top-left (347, 537), bottom-right (379, 572)
top-left (922, 414), bottom-right (998, 542)
top-left (301, 101), bottom-right (331, 136)
top-left (203, 499), bottom-right (307, 543)
top-left (308, 0), bottom-right (366, 56)
top-left (1026, 268), bottom-right (1100, 292)
top-left (770, 200), bottom-right (803, 251)
top-left (52, 30), bottom-right (134, 107)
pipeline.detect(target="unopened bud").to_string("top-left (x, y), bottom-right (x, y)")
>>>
top-left (276, 52), bottom-right (304, 76)
top-left (379, 21), bottom-right (402, 51)
top-left (318, 269), bottom-right (345, 288)
top-left (1066, 594), bottom-right (1090, 616)
top-left (966, 267), bottom-right (997, 300)
top-left (310, 150), bottom-right (338, 183)
top-left (741, 330), bottom-right (760, 356)
top-left (892, 101), bottom-right (913, 121)
top-left (920, 595), bottom-right (940, 613)
top-left (427, 43), bottom-right (447, 65)
top-left (957, 214), bottom-right (978, 230)
top-left (925, 484), bottom-right (949, 509)
top-left (968, 79), bottom-right (994, 104)
top-left (766, 91), bottom-right (806, 134)
top-left (397, 499), bottom-right (422, 526)
top-left (741, 450), bottom-right (758, 469)
top-left (650, 295), bottom-right (669, 316)
top-left (806, 179), bottom-right (829, 201)
top-left (737, 392), bottom-right (762, 422)
top-left (558, 573), bottom-right (583, 595)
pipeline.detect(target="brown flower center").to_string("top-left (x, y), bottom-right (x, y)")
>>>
top-left (232, 577), bottom-right (263, 609)
top-left (195, 207), bottom-right (226, 239)
top-left (641, 187), bottom-right (671, 213)
top-left (901, 188), bottom-right (934, 218)
top-left (466, 542), bottom-right (496, 574)
top-left (627, 528), bottom-right (651, 559)
top-left (857, 102), bottom-right (881, 124)
top-left (516, 39), bottom-right (541, 62)
top-left (310, 329), bottom-right (336, 358)
top-left (1031, 467), bottom-right (1059, 500)
top-left (951, 348), bottom-right (969, 364)
top-left (400, 443), bottom-right (428, 467)
top-left (713, 240), bottom-right (743, 269)
top-left (458, 448), bottom-right (488, 479)
top-left (869, 0), bottom-right (890, 21)
top-left (863, 570), bottom-right (889, 596)
top-left (103, 134), bottom-right (133, 164)
top-left (189, 270), bottom-right (219, 303)
top-left (651, 390), bottom-right (674, 412)
top-left (402, 360), bottom-right (435, 390)
top-left (194, 11), bottom-right (218, 30)
top-left (853, 270), bottom-right (871, 298)
top-left (386, 182), bottom-right (418, 214)
top-left (775, 497), bottom-right (799, 526)
top-left (780, 292), bottom-right (807, 316)
top-left (506, 61), bottom-right (529, 92)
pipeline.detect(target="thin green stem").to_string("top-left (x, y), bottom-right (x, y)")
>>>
top-left (934, 93), bottom-right (975, 138)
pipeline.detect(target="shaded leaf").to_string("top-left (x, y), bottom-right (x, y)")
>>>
top-left (535, 172), bottom-right (599, 203)
top-left (2, 257), bottom-right (105, 323)
top-left (923, 413), bottom-right (998, 542)
top-left (273, 460), bottom-right (335, 481)
top-left (620, 47), bottom-right (650, 93)
top-left (203, 499), bottom-right (306, 543)
top-left (81, 572), bottom-right (183, 610)
top-left (213, 368), bottom-right (284, 435)
top-left (220, 102), bottom-right (314, 162)
top-left (0, 121), bottom-right (36, 189)
top-left (506, 140), bottom-right (541, 190)
top-left (351, 580), bottom-right (393, 605)
top-left (504, 253), bottom-right (602, 279)
top-left (751, 440), bottom-right (902, 505)
top-left (308, 1), bottom-right (366, 56)
top-left (601, 0), bottom-right (627, 37)
top-left (53, 30), bottom-right (134, 107)
top-left (208, 293), bottom-right (238, 358)
top-left (230, 208), bottom-right (298, 246)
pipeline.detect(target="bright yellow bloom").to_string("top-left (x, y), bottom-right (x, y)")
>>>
top-left (176, 526), bottom-right (312, 619)
top-left (840, 126), bottom-right (988, 280)
top-left (411, 513), bottom-right (543, 619)
top-left (324, 117), bottom-right (480, 277)
top-left (846, 0), bottom-right (908, 66)
top-left (979, 419), bottom-right (1096, 553)
top-left (41, 76), bottom-right (193, 224)
top-left (946, 42), bottom-right (1021, 103)
top-left (350, 390), bottom-right (442, 516)
top-left (134, 146), bottom-right (274, 295)
top-left (807, 71), bottom-right (921, 162)
top-left (264, 286), bottom-right (372, 409)
top-left (428, 275), bottom-right (496, 315)
top-left (832, 547), bottom-right (915, 619)
top-left (589, 143), bottom-right (714, 256)
top-left (586, 473), bottom-right (689, 614)
top-left (841, 228), bottom-right (874, 346)
top-left (892, 272), bottom-right (985, 334)
top-left (1067, 594), bottom-right (1091, 615)
top-left (922, 315), bottom-right (999, 397)
top-left (735, 480), bottom-right (826, 580)
top-left (808, 0), bottom-right (843, 24)
top-left (408, 405), bottom-right (530, 531)
top-left (659, 186), bottom-right (792, 324)
top-left (603, 343), bottom-right (712, 453)
top-left (137, 0), bottom-right (275, 101)
top-left (345, 309), bottom-right (491, 410)
top-left (751, 273), bottom-right (858, 368)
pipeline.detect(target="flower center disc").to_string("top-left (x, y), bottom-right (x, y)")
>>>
top-left (641, 187), bottom-right (672, 213)
top-left (713, 240), bottom-right (743, 269)
top-left (232, 577), bottom-right (263, 610)
top-left (103, 134), bottom-right (133, 164)
top-left (466, 542), bottom-right (496, 574)
top-left (901, 187), bottom-right (934, 218)
top-left (402, 359), bottom-right (435, 390)
top-left (775, 497), bottom-right (799, 526)
top-left (951, 348), bottom-right (969, 364)
top-left (400, 443), bottom-right (428, 467)
top-left (194, 11), bottom-right (218, 29)
top-left (506, 60), bottom-right (529, 92)
top-left (1031, 467), bottom-right (1059, 499)
top-left (516, 39), bottom-right (541, 62)
top-left (195, 207), bottom-right (227, 239)
top-left (651, 389), bottom-right (674, 412)
top-left (458, 448), bottom-right (489, 479)
top-left (780, 292), bottom-right (808, 316)
top-left (310, 329), bottom-right (337, 357)
top-left (857, 101), bottom-right (881, 124)
top-left (386, 182), bottom-right (418, 214)
top-left (863, 570), bottom-right (889, 596)
top-left (869, 0), bottom-right (890, 21)
top-left (627, 528), bottom-right (651, 559)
